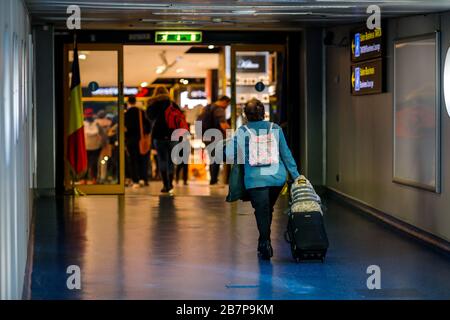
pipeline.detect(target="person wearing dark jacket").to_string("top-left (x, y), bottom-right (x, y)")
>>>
top-left (146, 87), bottom-right (178, 194)
top-left (125, 95), bottom-right (151, 189)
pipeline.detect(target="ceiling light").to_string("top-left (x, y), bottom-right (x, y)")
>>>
top-left (156, 65), bottom-right (166, 74)
top-left (78, 54), bottom-right (87, 60)
top-left (254, 11), bottom-right (313, 15)
top-left (232, 10), bottom-right (256, 15)
top-left (208, 45), bottom-right (215, 50)
top-left (141, 82), bottom-right (148, 87)
top-left (183, 79), bottom-right (189, 85)
top-left (444, 46), bottom-right (450, 117)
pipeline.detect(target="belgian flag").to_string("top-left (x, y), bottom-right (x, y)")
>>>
top-left (67, 45), bottom-right (88, 177)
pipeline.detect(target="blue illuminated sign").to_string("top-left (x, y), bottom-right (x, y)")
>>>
top-left (355, 33), bottom-right (361, 58)
top-left (355, 67), bottom-right (361, 91)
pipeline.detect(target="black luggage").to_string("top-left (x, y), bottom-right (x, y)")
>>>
top-left (284, 210), bottom-right (329, 262)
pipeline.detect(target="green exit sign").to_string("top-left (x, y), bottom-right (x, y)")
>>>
top-left (155, 31), bottom-right (203, 43)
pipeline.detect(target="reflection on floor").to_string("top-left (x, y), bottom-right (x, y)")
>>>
top-left (126, 180), bottom-right (228, 197)
top-left (31, 182), bottom-right (450, 299)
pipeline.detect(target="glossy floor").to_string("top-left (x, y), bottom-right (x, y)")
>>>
top-left (31, 183), bottom-right (450, 299)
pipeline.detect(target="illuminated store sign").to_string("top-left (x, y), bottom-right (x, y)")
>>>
top-left (351, 27), bottom-right (383, 62)
top-left (351, 58), bottom-right (383, 95)
top-left (188, 89), bottom-right (207, 100)
top-left (236, 55), bottom-right (266, 73)
top-left (82, 87), bottom-right (139, 96)
top-left (155, 31), bottom-right (202, 43)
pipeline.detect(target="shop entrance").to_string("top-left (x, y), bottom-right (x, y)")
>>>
top-left (64, 44), bottom-right (125, 194)
top-left (63, 43), bottom-right (285, 195)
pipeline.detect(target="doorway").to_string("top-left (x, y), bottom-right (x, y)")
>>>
top-left (63, 43), bottom-right (285, 195)
top-left (63, 44), bottom-right (125, 194)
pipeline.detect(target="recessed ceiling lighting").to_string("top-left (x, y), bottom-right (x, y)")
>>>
top-left (231, 10), bottom-right (256, 14)
top-left (156, 65), bottom-right (166, 74)
top-left (183, 79), bottom-right (189, 85)
top-left (78, 54), bottom-right (87, 60)
top-left (208, 45), bottom-right (215, 49)
top-left (141, 82), bottom-right (148, 87)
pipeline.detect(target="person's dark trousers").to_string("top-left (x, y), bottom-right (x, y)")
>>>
top-left (86, 148), bottom-right (101, 180)
top-left (247, 186), bottom-right (283, 243)
top-left (210, 163), bottom-right (220, 184)
top-left (139, 152), bottom-right (150, 184)
top-left (126, 140), bottom-right (141, 184)
top-left (208, 141), bottom-right (222, 185)
top-left (108, 143), bottom-right (118, 180)
top-left (154, 139), bottom-right (175, 190)
top-left (176, 163), bottom-right (188, 184)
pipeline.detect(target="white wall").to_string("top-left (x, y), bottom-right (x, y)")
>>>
top-left (326, 13), bottom-right (450, 243)
top-left (0, 0), bottom-right (34, 300)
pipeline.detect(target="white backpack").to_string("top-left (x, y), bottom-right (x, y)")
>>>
top-left (244, 123), bottom-right (279, 167)
top-left (84, 121), bottom-right (102, 150)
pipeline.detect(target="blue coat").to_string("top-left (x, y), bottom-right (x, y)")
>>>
top-left (225, 121), bottom-right (300, 189)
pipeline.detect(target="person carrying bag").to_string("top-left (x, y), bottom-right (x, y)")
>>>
top-left (125, 95), bottom-right (151, 188)
top-left (225, 98), bottom-right (300, 260)
top-left (139, 110), bottom-right (151, 155)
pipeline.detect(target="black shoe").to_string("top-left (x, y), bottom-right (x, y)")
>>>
top-left (258, 240), bottom-right (273, 260)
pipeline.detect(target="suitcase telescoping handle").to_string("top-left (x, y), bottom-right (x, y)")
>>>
top-left (284, 231), bottom-right (292, 244)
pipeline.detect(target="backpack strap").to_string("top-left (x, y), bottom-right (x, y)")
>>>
top-left (243, 125), bottom-right (254, 136)
top-left (138, 110), bottom-right (145, 139)
top-left (244, 123), bottom-right (273, 136)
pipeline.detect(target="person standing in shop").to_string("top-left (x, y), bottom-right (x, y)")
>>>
top-left (125, 95), bottom-right (151, 189)
top-left (83, 108), bottom-right (107, 184)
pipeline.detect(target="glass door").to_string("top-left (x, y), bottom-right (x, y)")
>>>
top-left (64, 44), bottom-right (125, 194)
top-left (230, 45), bottom-right (285, 129)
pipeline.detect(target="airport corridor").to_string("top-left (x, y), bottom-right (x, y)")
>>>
top-left (30, 183), bottom-right (450, 300)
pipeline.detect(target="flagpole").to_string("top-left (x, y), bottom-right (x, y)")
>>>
top-left (71, 32), bottom-right (77, 196)
top-left (68, 31), bottom-right (85, 197)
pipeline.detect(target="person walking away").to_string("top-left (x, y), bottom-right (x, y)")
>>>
top-left (125, 95), bottom-right (151, 189)
top-left (146, 87), bottom-right (189, 194)
top-left (83, 108), bottom-right (107, 184)
top-left (175, 148), bottom-right (189, 185)
top-left (176, 106), bottom-right (189, 185)
top-left (225, 99), bottom-right (300, 260)
top-left (197, 96), bottom-right (231, 185)
top-left (146, 87), bottom-right (175, 194)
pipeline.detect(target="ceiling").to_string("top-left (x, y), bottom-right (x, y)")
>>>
top-left (25, 0), bottom-right (450, 30)
top-left (124, 45), bottom-right (219, 86)
top-left (75, 45), bottom-right (219, 87)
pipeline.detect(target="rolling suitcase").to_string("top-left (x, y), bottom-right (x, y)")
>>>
top-left (284, 176), bottom-right (329, 262)
top-left (285, 210), bottom-right (329, 262)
